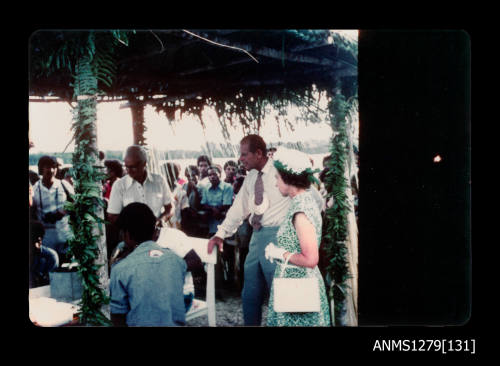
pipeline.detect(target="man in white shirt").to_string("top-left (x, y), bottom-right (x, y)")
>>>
top-left (32, 155), bottom-right (72, 258)
top-left (208, 135), bottom-right (291, 325)
top-left (107, 145), bottom-right (172, 228)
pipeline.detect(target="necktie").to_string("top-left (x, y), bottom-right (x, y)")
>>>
top-left (251, 171), bottom-right (264, 230)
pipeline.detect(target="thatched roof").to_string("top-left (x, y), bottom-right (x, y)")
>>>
top-left (29, 29), bottom-right (357, 129)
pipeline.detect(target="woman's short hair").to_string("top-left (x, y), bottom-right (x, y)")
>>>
top-left (37, 155), bottom-right (58, 175)
top-left (277, 169), bottom-right (311, 189)
top-left (104, 159), bottom-right (124, 178)
top-left (116, 202), bottom-right (157, 243)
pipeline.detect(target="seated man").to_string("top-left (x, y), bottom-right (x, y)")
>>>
top-left (110, 224), bottom-right (204, 313)
top-left (110, 202), bottom-right (187, 327)
top-left (29, 220), bottom-right (59, 288)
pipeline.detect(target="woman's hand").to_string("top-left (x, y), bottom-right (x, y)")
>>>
top-left (264, 243), bottom-right (287, 263)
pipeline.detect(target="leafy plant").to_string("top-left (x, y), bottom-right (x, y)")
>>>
top-left (33, 30), bottom-right (133, 325)
top-left (321, 90), bottom-right (356, 325)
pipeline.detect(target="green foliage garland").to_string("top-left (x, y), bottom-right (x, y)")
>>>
top-left (32, 30), bottom-right (132, 325)
top-left (322, 91), bottom-right (353, 325)
top-left (67, 54), bottom-right (110, 325)
top-left (68, 31), bottom-right (131, 325)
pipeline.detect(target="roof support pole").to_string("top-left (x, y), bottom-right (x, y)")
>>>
top-left (322, 77), bottom-right (358, 326)
top-left (68, 50), bottom-right (110, 325)
top-left (129, 97), bottom-right (147, 146)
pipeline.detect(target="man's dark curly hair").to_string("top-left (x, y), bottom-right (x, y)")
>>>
top-left (116, 202), bottom-right (157, 243)
top-left (197, 155), bottom-right (212, 167)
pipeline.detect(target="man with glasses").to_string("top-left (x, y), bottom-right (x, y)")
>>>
top-left (107, 145), bottom-right (172, 229)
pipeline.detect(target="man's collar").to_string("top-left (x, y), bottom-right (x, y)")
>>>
top-left (261, 158), bottom-right (273, 175)
top-left (208, 180), bottom-right (224, 190)
top-left (124, 170), bottom-right (154, 189)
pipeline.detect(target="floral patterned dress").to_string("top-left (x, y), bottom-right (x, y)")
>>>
top-left (267, 191), bottom-right (331, 326)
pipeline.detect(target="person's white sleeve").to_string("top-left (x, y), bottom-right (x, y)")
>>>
top-left (107, 179), bottom-right (124, 215)
top-left (215, 177), bottom-right (250, 239)
top-left (160, 176), bottom-right (172, 205)
top-left (56, 182), bottom-right (66, 210)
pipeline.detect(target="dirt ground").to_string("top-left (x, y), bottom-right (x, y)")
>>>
top-left (186, 288), bottom-right (268, 327)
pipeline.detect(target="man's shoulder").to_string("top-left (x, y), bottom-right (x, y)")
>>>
top-left (220, 181), bottom-right (233, 191)
top-left (112, 175), bottom-right (129, 189)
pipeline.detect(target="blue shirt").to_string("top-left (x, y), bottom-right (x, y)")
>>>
top-left (200, 181), bottom-right (234, 234)
top-left (110, 241), bottom-right (187, 326)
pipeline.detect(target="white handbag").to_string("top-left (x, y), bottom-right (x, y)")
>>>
top-left (273, 254), bottom-right (320, 313)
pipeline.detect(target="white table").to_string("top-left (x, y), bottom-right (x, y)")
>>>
top-left (29, 285), bottom-right (80, 327)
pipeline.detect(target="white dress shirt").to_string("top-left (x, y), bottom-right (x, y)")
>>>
top-left (107, 171), bottom-right (172, 218)
top-left (32, 179), bottom-right (69, 228)
top-left (215, 158), bottom-right (291, 239)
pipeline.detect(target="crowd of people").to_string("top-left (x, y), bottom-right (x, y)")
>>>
top-left (28, 134), bottom-right (359, 327)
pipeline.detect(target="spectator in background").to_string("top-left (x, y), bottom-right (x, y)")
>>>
top-left (29, 170), bottom-right (40, 186)
top-left (107, 145), bottom-right (172, 228)
top-left (58, 167), bottom-right (73, 187)
top-left (175, 163), bottom-right (186, 186)
top-left (110, 203), bottom-right (187, 327)
top-left (267, 147), bottom-right (277, 158)
top-left (32, 155), bottom-right (72, 261)
top-left (103, 159), bottom-right (124, 260)
top-left (232, 175), bottom-right (245, 197)
top-left (29, 220), bottom-right (59, 288)
top-left (181, 165), bottom-right (203, 237)
top-left (236, 161), bottom-right (247, 179)
top-left (103, 159), bottom-right (124, 201)
top-left (163, 162), bottom-right (189, 230)
top-left (223, 160), bottom-right (238, 185)
top-left (197, 155), bottom-right (212, 188)
top-left (200, 166), bottom-right (234, 237)
top-left (99, 150), bottom-right (106, 165)
top-left (29, 127), bottom-right (35, 215)
top-left (201, 165), bottom-right (235, 289)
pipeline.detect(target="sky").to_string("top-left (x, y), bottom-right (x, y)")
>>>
top-left (28, 101), bottom-right (334, 155)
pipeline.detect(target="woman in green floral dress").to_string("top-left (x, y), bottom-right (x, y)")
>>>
top-left (265, 147), bottom-right (331, 326)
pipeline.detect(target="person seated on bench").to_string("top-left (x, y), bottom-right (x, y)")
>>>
top-left (110, 220), bottom-right (204, 314)
top-left (109, 202), bottom-right (187, 327)
top-left (29, 220), bottom-right (59, 288)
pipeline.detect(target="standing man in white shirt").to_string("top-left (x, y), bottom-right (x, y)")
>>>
top-left (207, 135), bottom-right (291, 325)
top-left (107, 145), bottom-right (172, 228)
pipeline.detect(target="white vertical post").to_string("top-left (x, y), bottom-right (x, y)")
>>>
top-left (206, 261), bottom-right (216, 326)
